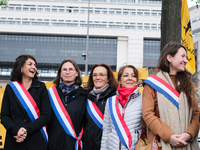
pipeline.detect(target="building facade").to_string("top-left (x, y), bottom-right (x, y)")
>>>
top-left (0, 0), bottom-right (162, 87)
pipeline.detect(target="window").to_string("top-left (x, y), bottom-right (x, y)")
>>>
top-left (44, 8), bottom-right (50, 12)
top-left (123, 12), bottom-right (129, 15)
top-left (137, 12), bottom-right (143, 16)
top-left (52, 9), bottom-right (57, 12)
top-left (59, 9), bottom-right (65, 13)
top-left (130, 12), bottom-right (136, 15)
top-left (143, 39), bottom-right (160, 67)
top-left (30, 8), bottom-right (36, 11)
top-left (151, 13), bottom-right (157, 16)
top-left (109, 11), bottom-right (115, 15)
top-left (37, 8), bottom-right (43, 12)
top-left (144, 12), bottom-right (150, 16)
top-left (116, 11), bottom-right (122, 15)
top-left (23, 7), bottom-right (29, 11)
top-left (16, 7), bottom-right (22, 11)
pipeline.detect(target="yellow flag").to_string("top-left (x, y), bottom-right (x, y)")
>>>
top-left (181, 0), bottom-right (196, 74)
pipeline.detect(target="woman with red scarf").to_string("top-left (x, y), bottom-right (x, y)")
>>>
top-left (101, 65), bottom-right (142, 150)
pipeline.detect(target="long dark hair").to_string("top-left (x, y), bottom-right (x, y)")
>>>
top-left (157, 42), bottom-right (193, 106)
top-left (54, 59), bottom-right (82, 86)
top-left (87, 64), bottom-right (118, 92)
top-left (11, 54), bottom-right (38, 83)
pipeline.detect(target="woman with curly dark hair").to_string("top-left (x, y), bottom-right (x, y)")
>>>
top-left (1, 54), bottom-right (51, 150)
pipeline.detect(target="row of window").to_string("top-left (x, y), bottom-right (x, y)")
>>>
top-left (191, 16), bottom-right (200, 24)
top-left (0, 17), bottom-right (159, 25)
top-left (0, 20), bottom-right (160, 30)
top-left (1, 6), bottom-right (161, 16)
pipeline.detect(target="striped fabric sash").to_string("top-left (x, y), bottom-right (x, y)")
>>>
top-left (108, 96), bottom-right (133, 149)
top-left (86, 100), bottom-right (104, 130)
top-left (9, 81), bottom-right (48, 144)
top-left (144, 74), bottom-right (180, 109)
top-left (48, 86), bottom-right (83, 150)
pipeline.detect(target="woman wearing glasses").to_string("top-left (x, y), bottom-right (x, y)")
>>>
top-left (83, 64), bottom-right (118, 150)
top-left (101, 65), bottom-right (142, 150)
top-left (47, 59), bottom-right (88, 150)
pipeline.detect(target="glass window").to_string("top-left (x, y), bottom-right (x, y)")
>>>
top-left (52, 9), bottom-right (57, 12)
top-left (66, 9), bottom-right (72, 13)
top-left (144, 12), bottom-right (150, 16)
top-left (130, 12), bottom-right (136, 15)
top-left (1, 7), bottom-right (7, 10)
top-left (137, 12), bottom-right (143, 16)
top-left (109, 11), bottom-right (115, 15)
top-left (95, 10), bottom-right (100, 14)
top-left (144, 26), bottom-right (150, 30)
top-left (102, 11), bottom-right (107, 14)
top-left (73, 9), bottom-right (79, 13)
top-left (37, 8), bottom-right (43, 12)
top-left (44, 8), bottom-right (50, 12)
top-left (123, 11), bottom-right (129, 15)
top-left (59, 9), bottom-right (65, 13)
top-left (16, 7), bottom-right (22, 11)
top-left (137, 26), bottom-right (143, 30)
top-left (151, 13), bottom-right (157, 16)
top-left (23, 7), bottom-right (29, 11)
top-left (151, 26), bottom-right (157, 30)
top-left (9, 7), bottom-right (14, 11)
top-left (143, 39), bottom-right (160, 67)
top-left (116, 11), bottom-right (121, 15)
top-left (30, 8), bottom-right (36, 11)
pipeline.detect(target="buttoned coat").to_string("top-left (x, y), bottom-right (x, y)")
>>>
top-left (1, 79), bottom-right (51, 150)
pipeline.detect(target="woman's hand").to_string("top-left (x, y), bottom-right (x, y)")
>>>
top-left (14, 127), bottom-right (27, 143)
top-left (169, 134), bottom-right (187, 147)
top-left (179, 133), bottom-right (192, 142)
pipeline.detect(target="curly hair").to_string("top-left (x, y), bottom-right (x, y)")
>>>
top-left (11, 54), bottom-right (38, 83)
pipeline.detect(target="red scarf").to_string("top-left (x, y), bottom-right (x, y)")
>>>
top-left (117, 86), bottom-right (137, 108)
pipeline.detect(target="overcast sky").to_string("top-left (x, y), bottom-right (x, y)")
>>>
top-left (187, 0), bottom-right (197, 8)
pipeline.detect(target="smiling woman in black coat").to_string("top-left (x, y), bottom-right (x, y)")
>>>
top-left (1, 55), bottom-right (51, 150)
top-left (83, 64), bottom-right (118, 150)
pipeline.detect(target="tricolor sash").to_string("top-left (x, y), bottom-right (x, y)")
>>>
top-left (86, 100), bottom-right (104, 130)
top-left (108, 96), bottom-right (133, 149)
top-left (9, 81), bottom-right (48, 144)
top-left (48, 86), bottom-right (83, 150)
top-left (144, 74), bottom-right (180, 109)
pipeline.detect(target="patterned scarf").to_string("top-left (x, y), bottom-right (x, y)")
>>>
top-left (59, 78), bottom-right (79, 103)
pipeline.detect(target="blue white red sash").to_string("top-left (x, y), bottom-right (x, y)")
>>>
top-left (144, 74), bottom-right (180, 109)
top-left (108, 96), bottom-right (133, 149)
top-left (48, 86), bottom-right (83, 150)
top-left (86, 100), bottom-right (104, 130)
top-left (9, 81), bottom-right (48, 144)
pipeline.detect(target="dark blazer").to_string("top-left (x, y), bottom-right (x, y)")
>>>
top-left (83, 87), bottom-right (116, 150)
top-left (47, 85), bottom-right (88, 150)
top-left (1, 79), bottom-right (51, 150)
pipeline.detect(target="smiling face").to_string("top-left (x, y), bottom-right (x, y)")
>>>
top-left (21, 58), bottom-right (37, 80)
top-left (60, 62), bottom-right (78, 86)
top-left (118, 67), bottom-right (137, 88)
top-left (92, 66), bottom-right (108, 89)
top-left (167, 47), bottom-right (188, 75)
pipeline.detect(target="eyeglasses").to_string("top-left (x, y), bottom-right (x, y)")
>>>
top-left (62, 68), bottom-right (75, 73)
top-left (92, 73), bottom-right (107, 78)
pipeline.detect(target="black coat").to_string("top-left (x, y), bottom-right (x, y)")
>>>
top-left (83, 87), bottom-right (116, 150)
top-left (1, 79), bottom-right (51, 150)
top-left (47, 86), bottom-right (88, 150)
